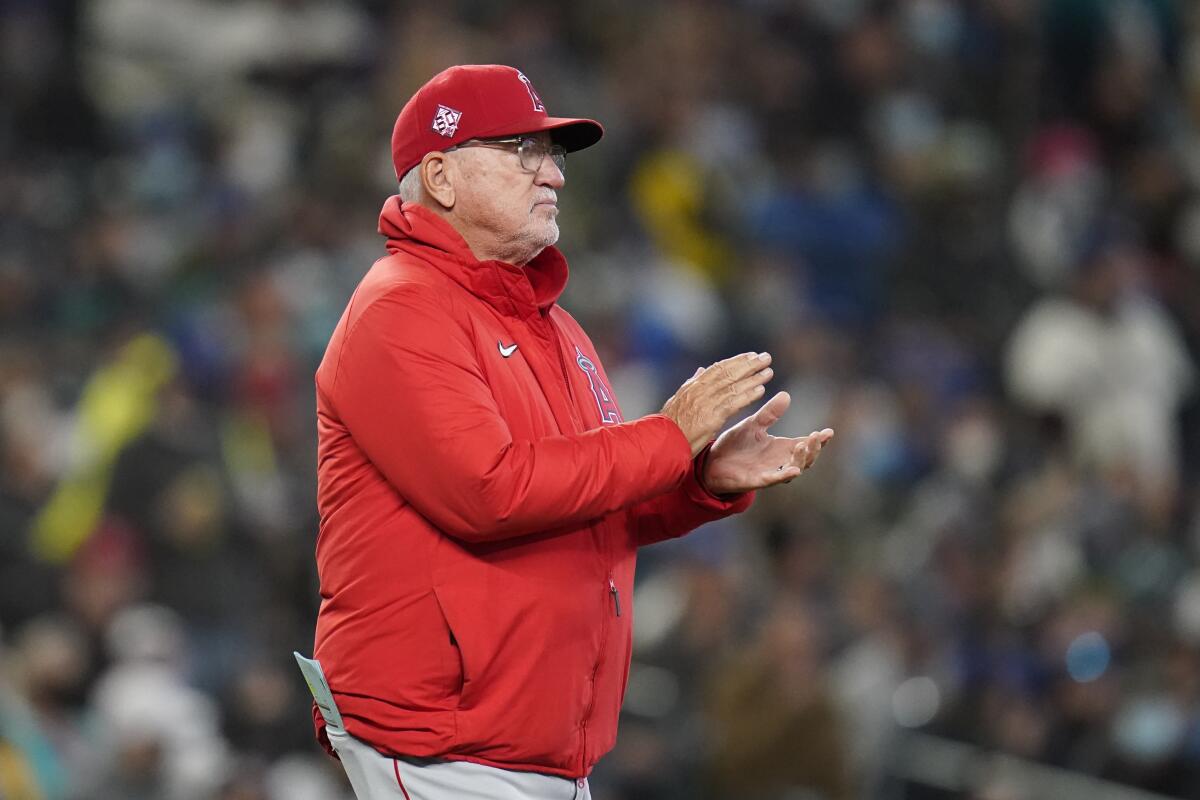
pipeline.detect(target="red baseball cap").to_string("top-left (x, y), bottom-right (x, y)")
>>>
top-left (390, 64), bottom-right (604, 181)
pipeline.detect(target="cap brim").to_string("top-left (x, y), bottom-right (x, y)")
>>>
top-left (538, 117), bottom-right (604, 153)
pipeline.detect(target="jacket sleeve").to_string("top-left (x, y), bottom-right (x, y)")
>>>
top-left (328, 286), bottom-right (696, 542)
top-left (627, 442), bottom-right (755, 547)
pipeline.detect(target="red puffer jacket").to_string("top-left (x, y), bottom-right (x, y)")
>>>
top-left (311, 198), bottom-right (752, 778)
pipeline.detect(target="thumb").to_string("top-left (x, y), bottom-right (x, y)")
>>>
top-left (752, 391), bottom-right (791, 429)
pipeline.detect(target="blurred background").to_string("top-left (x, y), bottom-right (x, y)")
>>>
top-left (2, 0), bottom-right (1200, 798)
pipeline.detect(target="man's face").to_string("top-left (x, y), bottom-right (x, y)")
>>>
top-left (446, 132), bottom-right (566, 264)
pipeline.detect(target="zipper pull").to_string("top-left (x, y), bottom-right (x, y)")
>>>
top-left (609, 577), bottom-right (622, 617)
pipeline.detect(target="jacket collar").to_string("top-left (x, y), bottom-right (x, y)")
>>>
top-left (378, 197), bottom-right (569, 319)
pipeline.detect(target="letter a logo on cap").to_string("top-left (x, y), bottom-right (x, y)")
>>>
top-left (432, 104), bottom-right (462, 137)
top-left (516, 71), bottom-right (545, 112)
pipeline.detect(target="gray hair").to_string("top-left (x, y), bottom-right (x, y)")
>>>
top-left (398, 164), bottom-right (424, 202)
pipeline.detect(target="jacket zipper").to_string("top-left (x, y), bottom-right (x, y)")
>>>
top-left (579, 571), bottom-right (620, 775)
top-left (540, 312), bottom-right (616, 771)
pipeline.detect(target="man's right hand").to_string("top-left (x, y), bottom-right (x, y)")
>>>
top-left (659, 352), bottom-right (774, 456)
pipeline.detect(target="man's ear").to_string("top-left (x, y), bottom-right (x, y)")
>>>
top-left (421, 153), bottom-right (454, 210)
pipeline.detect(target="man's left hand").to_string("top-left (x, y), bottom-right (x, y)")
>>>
top-left (700, 391), bottom-right (834, 496)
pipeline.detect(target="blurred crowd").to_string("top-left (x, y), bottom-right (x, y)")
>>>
top-left (3, 1), bottom-right (1200, 799)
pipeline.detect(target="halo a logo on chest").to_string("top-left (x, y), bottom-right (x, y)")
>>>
top-left (574, 346), bottom-right (622, 425)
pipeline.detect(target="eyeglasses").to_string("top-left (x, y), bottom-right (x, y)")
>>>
top-left (445, 135), bottom-right (566, 174)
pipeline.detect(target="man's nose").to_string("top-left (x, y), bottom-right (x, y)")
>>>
top-left (537, 157), bottom-right (565, 189)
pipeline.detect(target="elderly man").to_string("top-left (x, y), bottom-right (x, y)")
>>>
top-left (302, 64), bottom-right (834, 800)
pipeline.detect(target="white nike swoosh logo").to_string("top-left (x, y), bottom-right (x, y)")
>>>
top-left (498, 341), bottom-right (519, 358)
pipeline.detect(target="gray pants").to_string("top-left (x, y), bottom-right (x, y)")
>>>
top-left (327, 728), bottom-right (592, 800)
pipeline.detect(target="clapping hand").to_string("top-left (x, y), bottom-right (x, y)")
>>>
top-left (659, 352), bottom-right (777, 456)
top-left (700, 390), bottom-right (833, 495)
top-left (660, 354), bottom-right (834, 495)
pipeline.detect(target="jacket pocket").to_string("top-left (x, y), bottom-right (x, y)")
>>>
top-left (431, 586), bottom-right (469, 702)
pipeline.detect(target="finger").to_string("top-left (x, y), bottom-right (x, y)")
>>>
top-left (722, 380), bottom-right (767, 416)
top-left (730, 366), bottom-right (773, 396)
top-left (751, 391), bottom-right (791, 429)
top-left (804, 435), bottom-right (821, 469)
top-left (710, 368), bottom-right (772, 418)
top-left (698, 351), bottom-right (771, 388)
top-left (802, 433), bottom-right (824, 469)
top-left (800, 432), bottom-right (828, 469)
top-left (785, 438), bottom-right (814, 471)
top-left (791, 439), bottom-right (811, 470)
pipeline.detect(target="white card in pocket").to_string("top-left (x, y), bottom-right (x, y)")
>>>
top-left (294, 652), bottom-right (345, 733)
